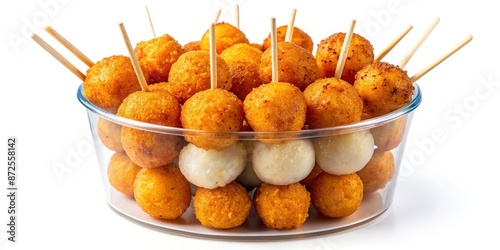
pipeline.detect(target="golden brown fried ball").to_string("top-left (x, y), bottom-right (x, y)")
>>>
top-left (243, 82), bottom-right (307, 133)
top-left (107, 151), bottom-right (141, 197)
top-left (168, 50), bottom-right (232, 103)
top-left (250, 43), bottom-right (264, 51)
top-left (310, 172), bottom-right (363, 218)
top-left (97, 117), bottom-right (123, 152)
top-left (227, 61), bottom-right (264, 101)
top-left (117, 90), bottom-right (184, 168)
top-left (83, 55), bottom-right (143, 113)
top-left (134, 165), bottom-right (191, 220)
top-left (300, 163), bottom-right (323, 189)
top-left (193, 182), bottom-right (251, 229)
top-left (303, 77), bottom-right (363, 129)
top-left (371, 116), bottom-right (408, 151)
top-left (181, 88), bottom-right (244, 150)
top-left (353, 61), bottom-right (414, 117)
top-left (316, 33), bottom-right (374, 84)
top-left (220, 43), bottom-right (263, 65)
top-left (183, 40), bottom-right (201, 52)
top-left (262, 25), bottom-right (314, 53)
top-left (260, 41), bottom-right (318, 91)
top-left (253, 183), bottom-right (310, 229)
top-left (356, 149), bottom-right (395, 193)
top-left (200, 22), bottom-right (250, 54)
top-left (134, 33), bottom-right (183, 84)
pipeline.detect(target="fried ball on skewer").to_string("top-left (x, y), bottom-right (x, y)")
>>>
top-left (117, 90), bottom-right (184, 168)
top-left (253, 183), bottom-right (311, 229)
top-left (183, 40), bottom-right (201, 52)
top-left (227, 61), bottom-right (264, 101)
top-left (259, 42), bottom-right (318, 91)
top-left (200, 22), bottom-right (250, 54)
top-left (310, 172), bottom-right (363, 218)
top-left (220, 43), bottom-right (263, 65)
top-left (194, 182), bottom-right (251, 229)
top-left (356, 149), bottom-right (395, 193)
top-left (353, 61), bottom-right (414, 117)
top-left (134, 33), bottom-right (183, 84)
top-left (134, 165), bottom-right (191, 220)
top-left (107, 151), bottom-right (141, 197)
top-left (262, 25), bottom-right (314, 53)
top-left (83, 55), bottom-right (143, 113)
top-left (97, 117), bottom-right (123, 152)
top-left (316, 33), bottom-right (374, 84)
top-left (168, 50), bottom-right (232, 103)
top-left (181, 88), bottom-right (244, 150)
top-left (303, 77), bottom-right (363, 129)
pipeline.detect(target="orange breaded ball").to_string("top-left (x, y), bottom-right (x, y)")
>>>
top-left (168, 50), bottom-right (232, 103)
top-left (200, 22), bottom-right (250, 54)
top-left (353, 61), bottom-right (414, 117)
top-left (220, 43), bottom-right (263, 65)
top-left (117, 90), bottom-right (184, 168)
top-left (310, 172), bottom-right (363, 218)
top-left (262, 25), bottom-right (314, 53)
top-left (134, 165), bottom-right (191, 220)
top-left (316, 33), bottom-right (374, 84)
top-left (107, 151), bottom-right (141, 197)
top-left (134, 33), bottom-right (183, 84)
top-left (371, 116), bottom-right (407, 151)
top-left (260, 41), bottom-right (318, 91)
top-left (243, 82), bottom-right (307, 133)
top-left (303, 77), bottom-right (363, 128)
top-left (193, 182), bottom-right (251, 229)
top-left (183, 40), bottom-right (201, 52)
top-left (253, 183), bottom-right (310, 229)
top-left (83, 55), bottom-right (143, 113)
top-left (227, 61), bottom-right (264, 101)
top-left (97, 117), bottom-right (123, 152)
top-left (356, 149), bottom-right (395, 193)
top-left (181, 88), bottom-right (244, 150)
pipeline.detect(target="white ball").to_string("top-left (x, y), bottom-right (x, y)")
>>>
top-left (252, 139), bottom-right (315, 185)
top-left (178, 142), bottom-right (247, 189)
top-left (236, 141), bottom-right (262, 188)
top-left (314, 130), bottom-right (374, 175)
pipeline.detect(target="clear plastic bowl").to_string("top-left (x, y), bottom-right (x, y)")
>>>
top-left (77, 83), bottom-right (422, 239)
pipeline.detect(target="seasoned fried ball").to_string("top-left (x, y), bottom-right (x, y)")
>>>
top-left (310, 172), bottom-right (363, 218)
top-left (260, 41), bottom-right (318, 91)
top-left (193, 182), bottom-right (251, 229)
top-left (181, 88), bottom-right (244, 150)
top-left (134, 33), bottom-right (183, 84)
top-left (168, 50), bottom-right (232, 103)
top-left (371, 116), bottom-right (408, 151)
top-left (303, 77), bottom-right (363, 128)
top-left (253, 183), bottom-right (310, 229)
top-left (243, 82), bottom-right (306, 133)
top-left (227, 61), bottom-right (263, 101)
top-left (183, 40), bottom-right (201, 52)
top-left (83, 55), bottom-right (143, 113)
top-left (97, 117), bottom-right (123, 152)
top-left (117, 90), bottom-right (183, 168)
top-left (200, 22), bottom-right (250, 54)
top-left (220, 43), bottom-right (263, 65)
top-left (356, 149), bottom-right (395, 193)
top-left (316, 33), bottom-right (374, 84)
top-left (300, 163), bottom-right (323, 189)
top-left (107, 151), bottom-right (141, 197)
top-left (353, 61), bottom-right (414, 116)
top-left (262, 25), bottom-right (314, 53)
top-left (134, 165), bottom-right (191, 220)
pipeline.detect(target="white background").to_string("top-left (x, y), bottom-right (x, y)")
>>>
top-left (1, 0), bottom-right (499, 249)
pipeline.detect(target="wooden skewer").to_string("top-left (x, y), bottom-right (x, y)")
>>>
top-left (214, 8), bottom-right (221, 24)
top-left (209, 23), bottom-right (218, 89)
top-left (374, 25), bottom-right (413, 62)
top-left (235, 4), bottom-right (240, 29)
top-left (31, 33), bottom-right (86, 81)
top-left (118, 22), bottom-right (149, 92)
top-left (44, 26), bottom-right (94, 67)
top-left (284, 8), bottom-right (297, 43)
top-left (270, 17), bottom-right (279, 83)
top-left (144, 5), bottom-right (156, 38)
top-left (410, 35), bottom-right (473, 83)
top-left (399, 17), bottom-right (440, 69)
top-left (334, 19), bottom-right (357, 79)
